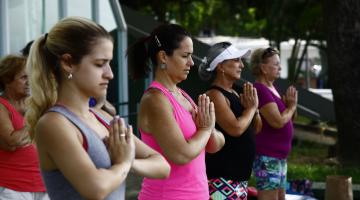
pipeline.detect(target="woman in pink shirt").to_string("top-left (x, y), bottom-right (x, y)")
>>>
top-left (127, 24), bottom-right (225, 200)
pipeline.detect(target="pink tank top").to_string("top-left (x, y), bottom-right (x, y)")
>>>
top-left (138, 81), bottom-right (209, 200)
top-left (0, 97), bottom-right (46, 192)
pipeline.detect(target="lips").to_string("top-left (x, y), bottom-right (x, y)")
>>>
top-left (100, 83), bottom-right (108, 87)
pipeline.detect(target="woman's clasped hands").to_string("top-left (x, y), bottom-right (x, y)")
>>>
top-left (107, 117), bottom-right (135, 165)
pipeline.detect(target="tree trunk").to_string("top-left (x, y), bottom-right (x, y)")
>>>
top-left (325, 0), bottom-right (360, 166)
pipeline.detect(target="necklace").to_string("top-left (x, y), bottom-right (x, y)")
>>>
top-left (168, 88), bottom-right (182, 96)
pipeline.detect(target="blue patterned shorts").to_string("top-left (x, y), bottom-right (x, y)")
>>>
top-left (252, 155), bottom-right (287, 190)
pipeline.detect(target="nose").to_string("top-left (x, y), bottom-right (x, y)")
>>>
top-left (104, 64), bottom-right (114, 80)
top-left (25, 77), bottom-right (29, 86)
top-left (239, 60), bottom-right (244, 69)
top-left (188, 56), bottom-right (194, 67)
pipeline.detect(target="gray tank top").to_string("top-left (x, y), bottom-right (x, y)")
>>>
top-left (41, 105), bottom-right (125, 200)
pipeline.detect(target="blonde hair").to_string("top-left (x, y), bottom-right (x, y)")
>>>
top-left (25, 17), bottom-right (112, 138)
top-left (250, 47), bottom-right (279, 77)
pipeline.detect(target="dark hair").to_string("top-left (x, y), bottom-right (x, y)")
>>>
top-left (127, 23), bottom-right (191, 79)
top-left (198, 41), bottom-right (231, 81)
top-left (21, 40), bottom-right (34, 57)
top-left (250, 47), bottom-right (279, 77)
top-left (26, 16), bottom-right (113, 138)
top-left (0, 54), bottom-right (27, 91)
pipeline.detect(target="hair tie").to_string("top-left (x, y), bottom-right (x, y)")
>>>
top-left (44, 33), bottom-right (48, 41)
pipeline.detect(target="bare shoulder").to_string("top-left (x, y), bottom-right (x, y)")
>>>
top-left (0, 103), bottom-right (9, 117)
top-left (35, 112), bottom-right (81, 147)
top-left (206, 89), bottom-right (227, 104)
top-left (139, 89), bottom-right (174, 133)
top-left (140, 88), bottom-right (172, 112)
top-left (0, 103), bottom-right (8, 114)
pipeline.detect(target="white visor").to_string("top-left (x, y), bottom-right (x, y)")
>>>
top-left (206, 45), bottom-right (251, 72)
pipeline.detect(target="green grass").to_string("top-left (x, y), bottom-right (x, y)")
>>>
top-left (287, 141), bottom-right (360, 184)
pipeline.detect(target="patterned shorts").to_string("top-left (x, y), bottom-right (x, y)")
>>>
top-left (252, 155), bottom-right (287, 190)
top-left (208, 177), bottom-right (248, 200)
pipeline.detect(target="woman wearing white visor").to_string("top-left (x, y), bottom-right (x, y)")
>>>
top-left (199, 42), bottom-right (262, 200)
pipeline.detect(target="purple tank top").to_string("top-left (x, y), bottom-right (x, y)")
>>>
top-left (254, 82), bottom-right (294, 159)
top-left (138, 81), bottom-right (209, 200)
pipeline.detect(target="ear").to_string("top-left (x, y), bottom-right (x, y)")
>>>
top-left (216, 63), bottom-right (225, 73)
top-left (59, 53), bottom-right (74, 73)
top-left (157, 50), bottom-right (167, 64)
top-left (260, 63), bottom-right (267, 74)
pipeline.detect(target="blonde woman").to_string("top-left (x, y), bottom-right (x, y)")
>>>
top-left (26, 17), bottom-right (169, 200)
top-left (250, 47), bottom-right (297, 200)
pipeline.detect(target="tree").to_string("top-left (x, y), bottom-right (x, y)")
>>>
top-left (325, 0), bottom-right (360, 166)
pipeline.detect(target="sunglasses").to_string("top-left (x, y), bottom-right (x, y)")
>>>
top-left (262, 47), bottom-right (278, 59)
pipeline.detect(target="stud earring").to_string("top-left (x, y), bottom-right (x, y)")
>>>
top-left (67, 73), bottom-right (73, 79)
top-left (160, 63), bottom-right (166, 69)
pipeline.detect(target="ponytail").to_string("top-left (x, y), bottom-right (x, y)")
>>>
top-left (127, 36), bottom-right (150, 79)
top-left (127, 23), bottom-right (191, 80)
top-left (25, 35), bottom-right (58, 139)
top-left (25, 17), bottom-right (112, 139)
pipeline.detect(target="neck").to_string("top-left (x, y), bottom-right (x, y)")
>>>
top-left (256, 76), bottom-right (274, 87)
top-left (57, 85), bottom-right (91, 118)
top-left (154, 70), bottom-right (178, 92)
top-left (1, 90), bottom-right (24, 103)
top-left (212, 76), bottom-right (234, 92)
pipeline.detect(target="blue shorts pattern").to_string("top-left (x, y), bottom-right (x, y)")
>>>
top-left (252, 155), bottom-right (287, 190)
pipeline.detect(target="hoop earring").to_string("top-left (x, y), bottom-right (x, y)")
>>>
top-left (67, 73), bottom-right (73, 79)
top-left (160, 63), bottom-right (166, 69)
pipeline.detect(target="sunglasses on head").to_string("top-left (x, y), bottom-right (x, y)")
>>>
top-left (262, 47), bottom-right (278, 59)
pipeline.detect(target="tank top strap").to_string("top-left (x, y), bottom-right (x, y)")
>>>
top-left (47, 105), bottom-right (92, 136)
top-left (178, 88), bottom-right (197, 109)
top-left (0, 97), bottom-right (13, 111)
top-left (147, 81), bottom-right (179, 107)
top-left (0, 97), bottom-right (24, 129)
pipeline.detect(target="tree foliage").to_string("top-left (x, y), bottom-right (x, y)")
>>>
top-left (120, 0), bottom-right (360, 166)
top-left (120, 0), bottom-right (325, 83)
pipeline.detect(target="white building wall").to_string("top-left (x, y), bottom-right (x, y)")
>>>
top-left (6, 0), bottom-right (116, 55)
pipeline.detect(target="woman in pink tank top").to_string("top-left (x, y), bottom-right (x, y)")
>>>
top-left (127, 24), bottom-right (225, 200)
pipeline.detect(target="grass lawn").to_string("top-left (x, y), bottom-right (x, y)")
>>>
top-left (287, 140), bottom-right (360, 184)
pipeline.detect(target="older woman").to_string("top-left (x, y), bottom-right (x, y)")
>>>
top-left (0, 55), bottom-right (48, 199)
top-left (250, 47), bottom-right (297, 200)
top-left (198, 42), bottom-right (262, 200)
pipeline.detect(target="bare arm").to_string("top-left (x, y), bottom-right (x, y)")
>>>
top-left (36, 113), bottom-right (134, 200)
top-left (260, 86), bottom-right (297, 129)
top-left (207, 83), bottom-right (258, 137)
top-left (0, 104), bottom-right (30, 151)
top-left (205, 128), bottom-right (225, 153)
top-left (131, 136), bottom-right (170, 179)
top-left (253, 110), bottom-right (262, 134)
top-left (139, 91), bottom-right (214, 165)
